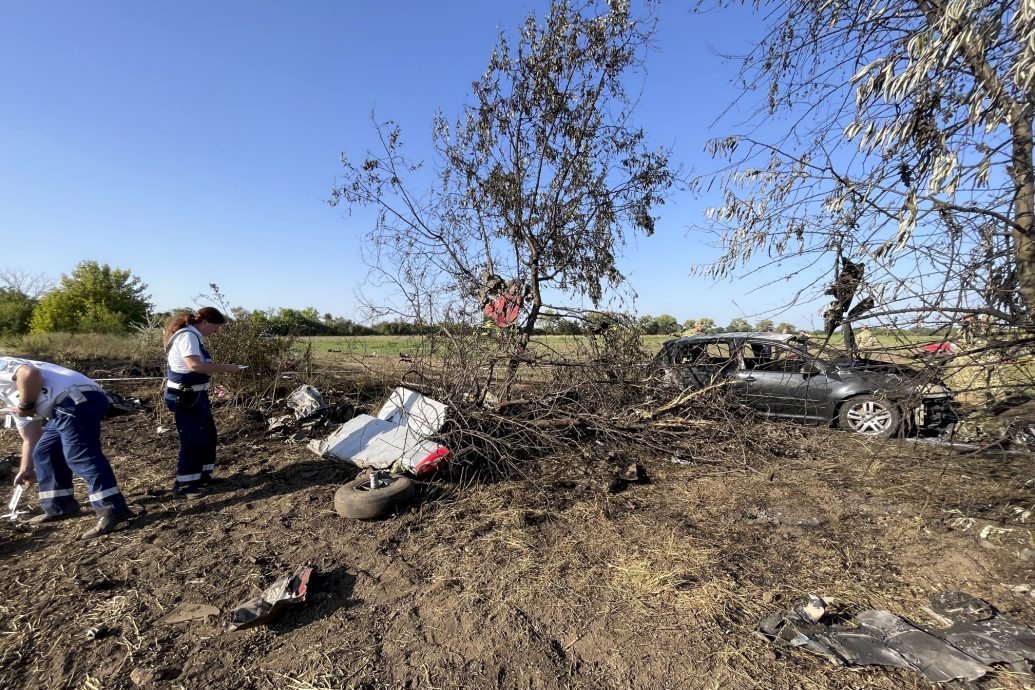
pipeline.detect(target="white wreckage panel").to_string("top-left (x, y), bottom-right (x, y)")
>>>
top-left (376, 386), bottom-right (447, 436)
top-left (309, 387), bottom-right (449, 475)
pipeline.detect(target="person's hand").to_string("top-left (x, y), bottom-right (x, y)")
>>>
top-left (13, 466), bottom-right (36, 486)
top-left (6, 405), bottom-right (35, 418)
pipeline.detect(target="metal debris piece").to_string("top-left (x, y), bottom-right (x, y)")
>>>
top-left (229, 565), bottom-right (313, 631)
top-left (620, 463), bottom-right (647, 482)
top-left (286, 385), bottom-right (326, 420)
top-left (4, 484), bottom-right (26, 521)
top-left (759, 591), bottom-right (1035, 683)
top-left (267, 415), bottom-right (294, 433)
top-left (85, 625), bottom-right (111, 641)
top-left (105, 392), bottom-right (143, 416)
top-left (157, 603), bottom-right (221, 625)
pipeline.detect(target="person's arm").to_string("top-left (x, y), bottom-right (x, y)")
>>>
top-left (5, 362), bottom-right (42, 418)
top-left (183, 356), bottom-right (244, 375)
top-left (13, 419), bottom-right (42, 486)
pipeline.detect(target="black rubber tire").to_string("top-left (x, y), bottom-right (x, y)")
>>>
top-left (334, 472), bottom-right (416, 520)
top-left (837, 395), bottom-right (901, 438)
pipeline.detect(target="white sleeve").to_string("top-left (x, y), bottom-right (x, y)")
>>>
top-left (172, 330), bottom-right (204, 360)
top-left (0, 358), bottom-right (28, 385)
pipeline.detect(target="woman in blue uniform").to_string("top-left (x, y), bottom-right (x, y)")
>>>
top-left (163, 307), bottom-right (244, 497)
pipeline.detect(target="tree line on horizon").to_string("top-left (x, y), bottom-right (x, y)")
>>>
top-left (0, 260), bottom-right (807, 339)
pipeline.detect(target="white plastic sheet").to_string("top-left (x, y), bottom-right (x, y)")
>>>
top-left (309, 387), bottom-right (450, 475)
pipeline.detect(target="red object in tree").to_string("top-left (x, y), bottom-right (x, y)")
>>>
top-left (923, 342), bottom-right (958, 354)
top-left (484, 292), bottom-right (524, 327)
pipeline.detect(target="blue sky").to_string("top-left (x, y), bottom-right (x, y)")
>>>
top-left (0, 1), bottom-right (826, 330)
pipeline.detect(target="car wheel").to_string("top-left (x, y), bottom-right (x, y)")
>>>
top-left (838, 395), bottom-right (901, 438)
top-left (334, 471), bottom-right (416, 520)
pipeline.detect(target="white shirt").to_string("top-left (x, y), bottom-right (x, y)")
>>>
top-left (166, 325), bottom-right (210, 374)
top-left (0, 357), bottom-right (100, 427)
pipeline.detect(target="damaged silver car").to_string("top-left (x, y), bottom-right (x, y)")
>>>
top-left (651, 332), bottom-right (956, 437)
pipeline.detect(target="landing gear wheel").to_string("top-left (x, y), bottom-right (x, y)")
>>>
top-left (334, 471), bottom-right (415, 519)
top-left (838, 395), bottom-right (901, 438)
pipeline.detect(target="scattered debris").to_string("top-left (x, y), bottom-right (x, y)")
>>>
top-left (759, 591), bottom-right (1035, 683)
top-left (310, 387), bottom-right (450, 476)
top-left (229, 565), bottom-right (313, 631)
top-left (156, 603), bottom-right (221, 625)
top-left (267, 415), bottom-right (294, 434)
top-left (621, 463), bottom-right (647, 482)
top-left (104, 391), bottom-right (144, 416)
top-left (480, 272), bottom-right (528, 328)
top-left (4, 484), bottom-right (26, 521)
top-left (85, 625), bottom-right (111, 641)
top-left (286, 385), bottom-right (326, 420)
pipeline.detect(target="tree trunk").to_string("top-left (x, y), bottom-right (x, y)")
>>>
top-left (1011, 114), bottom-right (1035, 322)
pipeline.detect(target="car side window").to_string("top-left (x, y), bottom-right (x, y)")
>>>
top-left (705, 341), bottom-right (736, 366)
top-left (750, 344), bottom-right (805, 373)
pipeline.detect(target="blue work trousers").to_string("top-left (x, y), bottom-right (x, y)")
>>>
top-left (34, 391), bottom-right (130, 518)
top-left (166, 392), bottom-right (217, 492)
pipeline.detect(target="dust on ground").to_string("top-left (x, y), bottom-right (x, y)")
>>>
top-left (1, 374), bottom-right (1034, 690)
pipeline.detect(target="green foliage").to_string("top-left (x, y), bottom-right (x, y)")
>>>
top-left (775, 322), bottom-right (798, 334)
top-left (637, 315), bottom-right (659, 335)
top-left (654, 314), bottom-right (680, 335)
top-left (754, 319), bottom-right (775, 332)
top-left (334, 0), bottom-right (674, 339)
top-left (206, 317), bottom-right (297, 377)
top-left (0, 289), bottom-right (36, 335)
top-left (30, 261), bottom-right (152, 334)
top-left (727, 317), bottom-right (752, 332)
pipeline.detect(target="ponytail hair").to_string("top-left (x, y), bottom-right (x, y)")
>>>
top-left (162, 306), bottom-right (228, 345)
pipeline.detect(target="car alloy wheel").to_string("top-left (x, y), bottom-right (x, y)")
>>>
top-left (839, 395), bottom-right (900, 438)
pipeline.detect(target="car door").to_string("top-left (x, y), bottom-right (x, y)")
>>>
top-left (672, 340), bottom-right (738, 390)
top-left (734, 342), bottom-right (831, 421)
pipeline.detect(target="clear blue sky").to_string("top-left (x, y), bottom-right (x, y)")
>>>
top-left (0, 1), bottom-right (825, 330)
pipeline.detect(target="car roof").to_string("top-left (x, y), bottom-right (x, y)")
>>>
top-left (663, 332), bottom-right (799, 345)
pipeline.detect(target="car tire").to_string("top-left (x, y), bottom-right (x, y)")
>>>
top-left (838, 395), bottom-right (901, 438)
top-left (334, 471), bottom-right (416, 520)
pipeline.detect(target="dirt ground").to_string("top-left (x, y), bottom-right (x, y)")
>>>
top-left (1, 373), bottom-right (1035, 690)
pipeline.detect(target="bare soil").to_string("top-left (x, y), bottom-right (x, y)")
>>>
top-left (1, 374), bottom-right (1035, 690)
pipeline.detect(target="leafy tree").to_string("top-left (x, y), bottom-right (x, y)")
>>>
top-left (654, 314), bottom-right (680, 335)
top-left (727, 317), bottom-right (752, 332)
top-left (754, 319), bottom-right (774, 332)
top-left (0, 289), bottom-right (36, 335)
top-left (267, 308), bottom-right (330, 336)
top-left (636, 315), bottom-right (660, 335)
top-left (30, 261), bottom-right (151, 333)
top-left (775, 322), bottom-right (797, 334)
top-left (683, 317), bottom-right (716, 333)
top-left (696, 0), bottom-right (1035, 331)
top-left (555, 318), bottom-right (584, 335)
top-left (333, 0), bottom-right (675, 352)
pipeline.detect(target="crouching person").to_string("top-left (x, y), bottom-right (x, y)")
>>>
top-left (0, 357), bottom-right (134, 539)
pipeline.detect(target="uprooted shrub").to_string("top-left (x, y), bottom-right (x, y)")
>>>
top-left (383, 320), bottom-right (811, 477)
